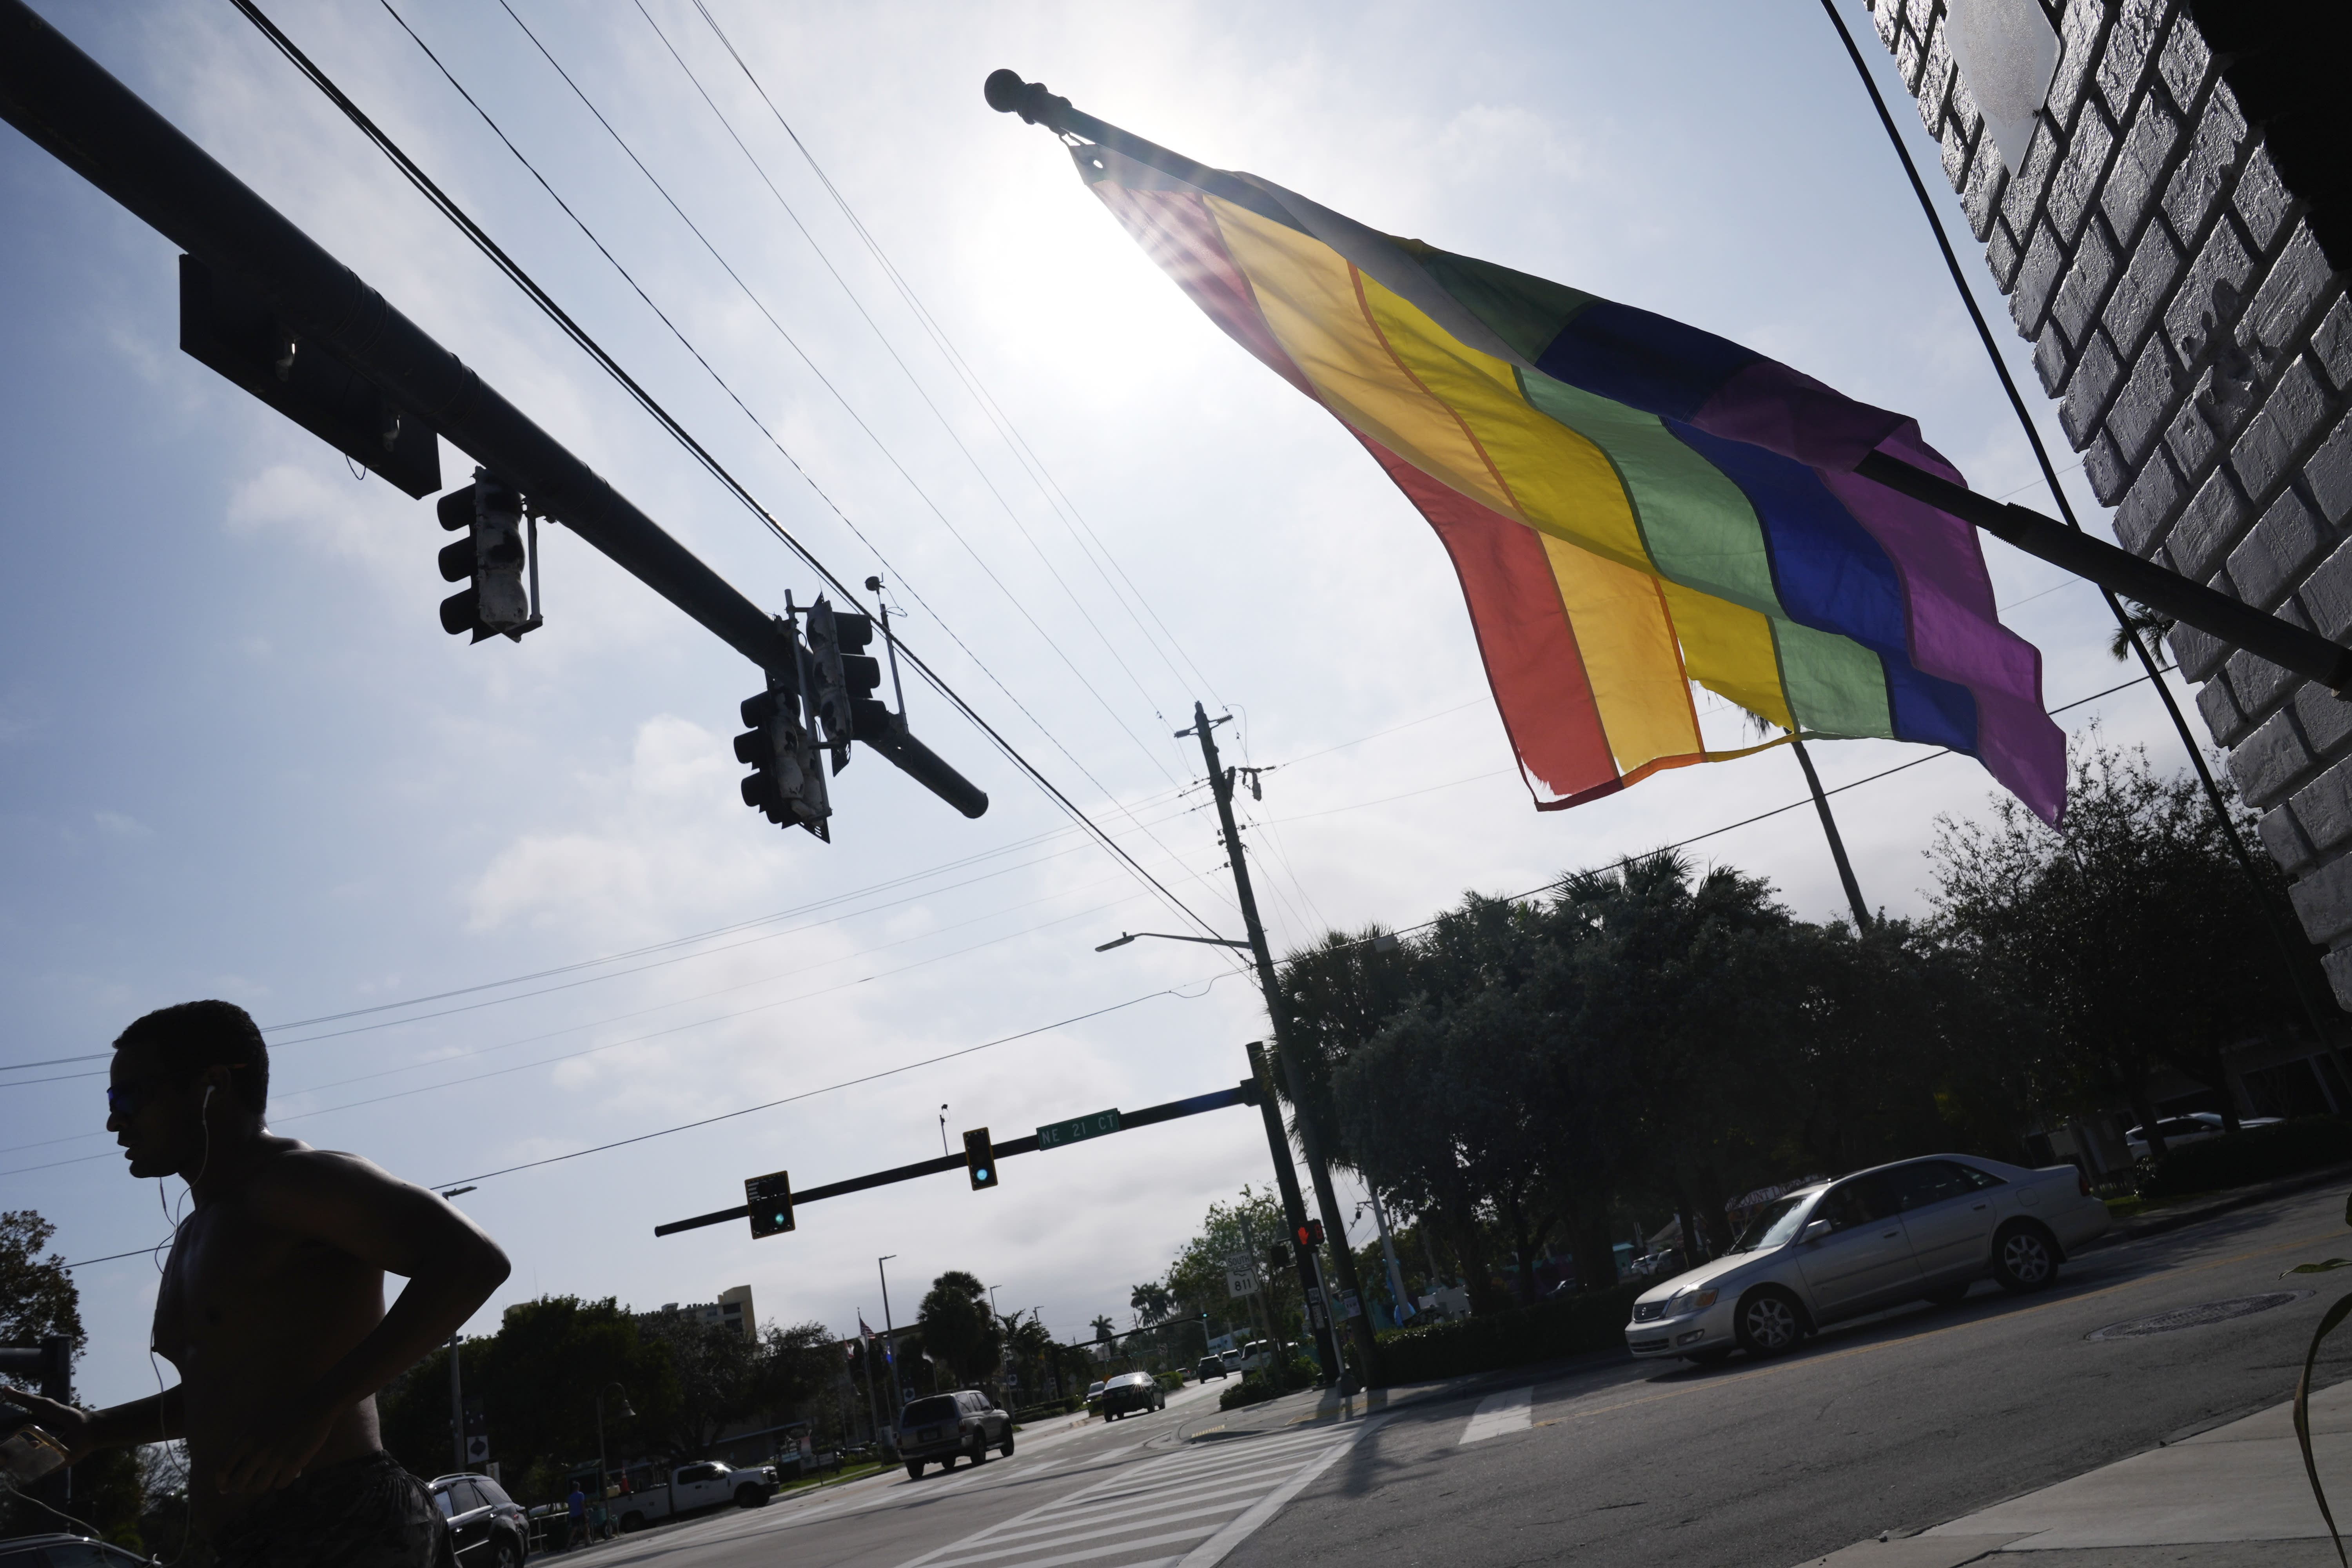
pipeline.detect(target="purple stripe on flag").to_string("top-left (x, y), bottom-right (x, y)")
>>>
top-left (1820, 452), bottom-right (2065, 824)
top-left (1691, 361), bottom-right (2065, 822)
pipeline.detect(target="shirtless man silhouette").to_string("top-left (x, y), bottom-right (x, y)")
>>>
top-left (4, 1001), bottom-right (510, 1566)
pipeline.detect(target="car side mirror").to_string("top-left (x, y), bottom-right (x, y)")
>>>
top-left (1800, 1218), bottom-right (1835, 1243)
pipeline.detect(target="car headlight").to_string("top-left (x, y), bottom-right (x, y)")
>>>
top-left (1667, 1287), bottom-right (1719, 1316)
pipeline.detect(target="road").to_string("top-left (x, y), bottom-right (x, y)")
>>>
top-left (536, 1181), bottom-right (2350, 1568)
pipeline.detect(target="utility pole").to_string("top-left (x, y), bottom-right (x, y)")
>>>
top-left (1187, 703), bottom-right (1381, 1387)
top-left (1244, 1044), bottom-right (1337, 1379)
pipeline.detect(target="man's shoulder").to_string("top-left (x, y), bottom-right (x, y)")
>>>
top-left (241, 1143), bottom-right (412, 1212)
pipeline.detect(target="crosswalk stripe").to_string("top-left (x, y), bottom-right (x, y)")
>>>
top-left (971, 1497), bottom-right (1260, 1553)
top-left (1176, 1416), bottom-right (1382, 1567)
top-left (926, 1524), bottom-right (1223, 1568)
top-left (1020, 1477), bottom-right (1279, 1533)
top-left (1459, 1386), bottom-right (1533, 1444)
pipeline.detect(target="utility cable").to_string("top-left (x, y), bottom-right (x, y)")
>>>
top-left (628, 0), bottom-right (1192, 732)
top-left (223, 0), bottom-right (1223, 943)
top-left (684, 0), bottom-right (1227, 710)
top-left (491, 0), bottom-right (1183, 784)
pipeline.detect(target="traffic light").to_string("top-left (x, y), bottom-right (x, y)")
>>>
top-left (734, 659), bottom-right (830, 840)
top-left (1295, 1219), bottom-right (1325, 1248)
top-left (745, 1170), bottom-right (794, 1238)
top-left (434, 470), bottom-right (536, 642)
top-left (1266, 1244), bottom-right (1290, 1274)
top-left (804, 597), bottom-right (883, 771)
top-left (964, 1127), bottom-right (998, 1191)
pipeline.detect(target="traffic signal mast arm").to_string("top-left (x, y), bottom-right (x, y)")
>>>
top-left (651, 1083), bottom-right (1259, 1237)
top-left (0, 4), bottom-right (984, 822)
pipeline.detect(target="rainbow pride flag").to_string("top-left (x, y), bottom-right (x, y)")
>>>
top-left (1076, 146), bottom-right (2065, 822)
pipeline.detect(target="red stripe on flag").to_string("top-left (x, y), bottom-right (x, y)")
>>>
top-left (1356, 436), bottom-right (1621, 806)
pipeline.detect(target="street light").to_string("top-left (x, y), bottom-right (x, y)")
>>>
top-left (594, 1382), bottom-right (633, 1508)
top-left (1093, 931), bottom-right (1250, 951)
top-left (878, 1256), bottom-right (907, 1422)
top-left (437, 1186), bottom-right (477, 1473)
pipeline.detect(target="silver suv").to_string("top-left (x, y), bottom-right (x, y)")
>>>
top-left (899, 1390), bottom-right (1012, 1478)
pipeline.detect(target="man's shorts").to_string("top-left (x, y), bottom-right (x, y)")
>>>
top-left (215, 1450), bottom-right (456, 1568)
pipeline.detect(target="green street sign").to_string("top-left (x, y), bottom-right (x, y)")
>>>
top-left (1036, 1107), bottom-right (1122, 1150)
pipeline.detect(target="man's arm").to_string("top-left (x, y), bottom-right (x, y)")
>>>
top-left (0, 1384), bottom-right (183, 1463)
top-left (216, 1151), bottom-right (509, 1493)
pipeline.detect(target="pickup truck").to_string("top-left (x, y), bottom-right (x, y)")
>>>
top-left (607, 1461), bottom-right (776, 1531)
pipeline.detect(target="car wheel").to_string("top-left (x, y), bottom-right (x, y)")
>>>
top-left (492, 1532), bottom-right (521, 1568)
top-left (1000, 1428), bottom-right (1015, 1458)
top-left (906, 1460), bottom-right (924, 1480)
top-left (735, 1484), bottom-right (766, 1509)
top-left (1732, 1287), bottom-right (1804, 1357)
top-left (1994, 1223), bottom-right (2058, 1293)
top-left (1925, 1282), bottom-right (1971, 1307)
top-left (970, 1434), bottom-right (988, 1466)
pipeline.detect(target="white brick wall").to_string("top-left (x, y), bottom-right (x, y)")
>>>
top-left (1865, 0), bottom-right (2352, 1002)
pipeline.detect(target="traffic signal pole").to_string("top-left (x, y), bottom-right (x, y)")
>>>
top-left (0, 3), bottom-right (985, 822)
top-left (1187, 704), bottom-right (1381, 1388)
top-left (1245, 1042), bottom-right (1339, 1382)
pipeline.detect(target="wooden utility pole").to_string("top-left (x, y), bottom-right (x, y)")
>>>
top-left (1185, 703), bottom-right (1382, 1387)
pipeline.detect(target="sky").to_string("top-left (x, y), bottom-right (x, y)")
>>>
top-left (1, 0), bottom-right (2200, 1412)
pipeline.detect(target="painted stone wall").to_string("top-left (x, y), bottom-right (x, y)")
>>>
top-left (1862, 0), bottom-right (2352, 1001)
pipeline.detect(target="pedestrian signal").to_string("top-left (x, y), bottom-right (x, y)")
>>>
top-left (1296, 1219), bottom-right (1324, 1247)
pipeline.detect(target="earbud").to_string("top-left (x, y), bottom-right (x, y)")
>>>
top-left (202, 1085), bottom-right (216, 1111)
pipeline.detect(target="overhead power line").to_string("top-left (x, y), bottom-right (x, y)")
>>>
top-left (680, 0), bottom-right (1227, 711)
top-left (223, 0), bottom-right (1224, 945)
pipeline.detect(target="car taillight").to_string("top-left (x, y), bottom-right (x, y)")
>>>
top-left (2077, 1167), bottom-right (2092, 1198)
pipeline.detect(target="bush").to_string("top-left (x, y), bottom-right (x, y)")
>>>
top-left (1215, 1356), bottom-right (1319, 1411)
top-left (1372, 1283), bottom-right (1646, 1384)
top-left (2140, 1116), bottom-right (2352, 1200)
top-left (1154, 1370), bottom-right (1185, 1393)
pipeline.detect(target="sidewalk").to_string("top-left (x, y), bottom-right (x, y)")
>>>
top-left (2098, 1161), bottom-right (2352, 1248)
top-left (1797, 1379), bottom-right (2352, 1565)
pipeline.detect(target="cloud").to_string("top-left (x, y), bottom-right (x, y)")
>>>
top-left (224, 461), bottom-right (409, 570)
top-left (91, 811), bottom-right (151, 840)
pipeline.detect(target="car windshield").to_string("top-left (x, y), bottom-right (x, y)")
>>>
top-left (1729, 1192), bottom-right (1817, 1252)
top-left (902, 1396), bottom-right (958, 1426)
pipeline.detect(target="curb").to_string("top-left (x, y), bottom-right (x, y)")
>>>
top-left (2094, 1160), bottom-right (2352, 1247)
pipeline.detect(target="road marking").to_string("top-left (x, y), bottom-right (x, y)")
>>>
top-left (1459, 1386), bottom-right (1532, 1444)
top-left (892, 1421), bottom-right (1375, 1568)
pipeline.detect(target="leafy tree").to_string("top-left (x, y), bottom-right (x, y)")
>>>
top-left (0, 1211), bottom-right (82, 1358)
top-left (915, 1271), bottom-right (1001, 1389)
top-left (639, 1310), bottom-right (764, 1455)
top-left (0, 1212), bottom-right (143, 1548)
top-left (1930, 737), bottom-right (2333, 1151)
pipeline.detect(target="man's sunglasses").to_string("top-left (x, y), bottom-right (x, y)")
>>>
top-left (107, 1068), bottom-right (245, 1118)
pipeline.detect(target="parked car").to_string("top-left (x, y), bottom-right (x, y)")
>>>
top-left (1098, 1371), bottom-right (1165, 1419)
top-left (1196, 1354), bottom-right (1230, 1381)
top-left (603, 1460), bottom-right (777, 1531)
top-left (1233, 1339), bottom-right (1274, 1373)
top-left (0, 1534), bottom-right (147, 1566)
top-left (428, 1473), bottom-right (529, 1567)
top-left (1084, 1379), bottom-right (1106, 1407)
top-left (2124, 1112), bottom-right (2283, 1161)
top-left (1625, 1154), bottom-right (2112, 1364)
top-left (899, 1390), bottom-right (1013, 1479)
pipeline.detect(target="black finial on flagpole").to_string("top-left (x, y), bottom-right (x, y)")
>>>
top-left (984, 70), bottom-right (1069, 128)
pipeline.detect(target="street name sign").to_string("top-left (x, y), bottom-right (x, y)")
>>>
top-left (1036, 1107), bottom-right (1122, 1149)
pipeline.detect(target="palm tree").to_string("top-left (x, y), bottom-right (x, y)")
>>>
top-left (2107, 600), bottom-right (2174, 663)
top-left (1129, 1281), bottom-right (1174, 1328)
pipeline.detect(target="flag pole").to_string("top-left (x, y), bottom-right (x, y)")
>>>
top-left (1789, 735), bottom-right (1872, 930)
top-left (982, 68), bottom-right (2352, 696)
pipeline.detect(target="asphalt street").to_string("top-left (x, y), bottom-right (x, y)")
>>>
top-left (534, 1182), bottom-right (2351, 1568)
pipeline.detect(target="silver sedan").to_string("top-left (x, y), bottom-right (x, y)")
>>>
top-left (1624, 1154), bottom-right (2111, 1363)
